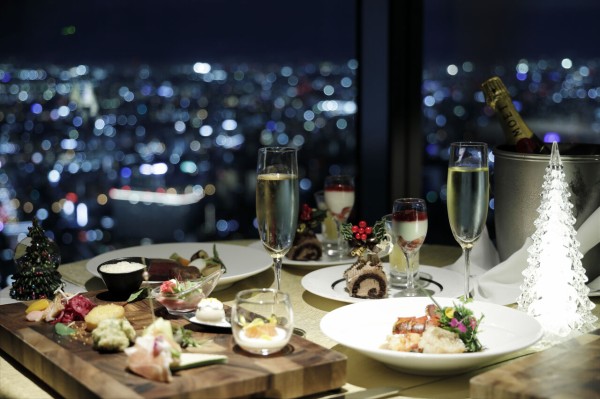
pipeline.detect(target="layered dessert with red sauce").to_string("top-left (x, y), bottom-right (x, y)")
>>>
top-left (392, 210), bottom-right (427, 251)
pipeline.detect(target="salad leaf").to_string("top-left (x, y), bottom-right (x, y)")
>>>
top-left (127, 288), bottom-right (148, 303)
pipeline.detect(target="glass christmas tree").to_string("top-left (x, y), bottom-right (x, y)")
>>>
top-left (9, 218), bottom-right (63, 300)
top-left (517, 142), bottom-right (597, 342)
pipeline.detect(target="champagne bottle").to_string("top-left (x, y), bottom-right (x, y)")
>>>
top-left (481, 76), bottom-right (550, 154)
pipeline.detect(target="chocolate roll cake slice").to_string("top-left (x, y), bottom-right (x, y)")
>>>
top-left (286, 232), bottom-right (323, 261)
top-left (343, 258), bottom-right (388, 299)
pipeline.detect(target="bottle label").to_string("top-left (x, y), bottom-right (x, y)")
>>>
top-left (497, 103), bottom-right (526, 140)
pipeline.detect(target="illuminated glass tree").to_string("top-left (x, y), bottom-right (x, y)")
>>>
top-left (517, 142), bottom-right (597, 341)
top-left (10, 218), bottom-right (63, 300)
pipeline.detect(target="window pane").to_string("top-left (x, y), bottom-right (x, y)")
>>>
top-left (423, 0), bottom-right (600, 245)
top-left (0, 0), bottom-right (357, 284)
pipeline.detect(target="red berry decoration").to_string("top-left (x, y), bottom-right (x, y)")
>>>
top-left (340, 217), bottom-right (387, 257)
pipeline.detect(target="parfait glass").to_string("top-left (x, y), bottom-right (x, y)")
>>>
top-left (324, 175), bottom-right (355, 259)
top-left (447, 142), bottom-right (489, 299)
top-left (383, 214), bottom-right (431, 289)
top-left (391, 198), bottom-right (428, 297)
top-left (256, 147), bottom-right (299, 290)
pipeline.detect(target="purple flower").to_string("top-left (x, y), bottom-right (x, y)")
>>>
top-left (450, 318), bottom-right (467, 333)
top-left (469, 317), bottom-right (478, 330)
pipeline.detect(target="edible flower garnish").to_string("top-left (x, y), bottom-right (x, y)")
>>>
top-left (435, 300), bottom-right (484, 352)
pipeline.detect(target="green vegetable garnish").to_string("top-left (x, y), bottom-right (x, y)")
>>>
top-left (55, 322), bottom-right (76, 336)
top-left (127, 287), bottom-right (148, 303)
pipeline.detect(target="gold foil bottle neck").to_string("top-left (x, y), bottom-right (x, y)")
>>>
top-left (480, 76), bottom-right (550, 154)
top-left (481, 76), bottom-right (509, 109)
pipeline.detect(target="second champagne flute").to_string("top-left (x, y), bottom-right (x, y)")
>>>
top-left (447, 142), bottom-right (489, 299)
top-left (256, 147), bottom-right (299, 290)
top-left (391, 198), bottom-right (428, 297)
top-left (324, 175), bottom-right (355, 259)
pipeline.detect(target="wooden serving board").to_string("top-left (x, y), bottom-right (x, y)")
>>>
top-left (0, 291), bottom-right (346, 399)
top-left (470, 329), bottom-right (600, 399)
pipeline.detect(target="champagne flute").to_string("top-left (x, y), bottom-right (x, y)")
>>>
top-left (256, 147), bottom-right (299, 290)
top-left (447, 142), bottom-right (489, 299)
top-left (391, 198), bottom-right (428, 297)
top-left (324, 175), bottom-right (355, 259)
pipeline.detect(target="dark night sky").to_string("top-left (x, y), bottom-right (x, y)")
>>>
top-left (3, 0), bottom-right (600, 67)
top-left (424, 0), bottom-right (600, 66)
top-left (0, 0), bottom-right (357, 65)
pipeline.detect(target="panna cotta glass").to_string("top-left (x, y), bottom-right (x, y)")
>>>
top-left (324, 175), bottom-right (355, 259)
top-left (231, 288), bottom-right (293, 356)
top-left (383, 214), bottom-right (431, 289)
top-left (392, 198), bottom-right (428, 297)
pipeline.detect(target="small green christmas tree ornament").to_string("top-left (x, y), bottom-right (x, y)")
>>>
top-left (10, 218), bottom-right (63, 300)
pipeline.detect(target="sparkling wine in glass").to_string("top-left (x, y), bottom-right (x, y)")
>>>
top-left (391, 198), bottom-right (428, 297)
top-left (447, 142), bottom-right (489, 299)
top-left (256, 147), bottom-right (299, 290)
top-left (324, 175), bottom-right (355, 259)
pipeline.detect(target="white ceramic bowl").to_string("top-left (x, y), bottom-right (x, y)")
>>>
top-left (320, 297), bottom-right (543, 375)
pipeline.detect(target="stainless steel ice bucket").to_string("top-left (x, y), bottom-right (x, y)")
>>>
top-left (493, 144), bottom-right (600, 281)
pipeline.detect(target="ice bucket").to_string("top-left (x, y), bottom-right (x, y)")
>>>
top-left (493, 144), bottom-right (600, 281)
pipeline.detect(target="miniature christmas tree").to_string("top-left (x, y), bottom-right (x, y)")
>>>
top-left (10, 218), bottom-right (63, 300)
top-left (517, 142), bottom-right (597, 341)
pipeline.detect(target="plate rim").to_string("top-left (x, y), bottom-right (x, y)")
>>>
top-left (86, 242), bottom-right (272, 286)
top-left (247, 240), bottom-right (355, 268)
top-left (301, 264), bottom-right (464, 303)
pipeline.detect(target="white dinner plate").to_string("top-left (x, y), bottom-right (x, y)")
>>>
top-left (302, 264), bottom-right (464, 303)
top-left (86, 243), bottom-right (272, 290)
top-left (320, 297), bottom-right (543, 375)
top-left (248, 240), bottom-right (355, 268)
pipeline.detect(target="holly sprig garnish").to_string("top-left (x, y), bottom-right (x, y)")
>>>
top-left (340, 217), bottom-right (387, 257)
top-left (296, 204), bottom-right (326, 234)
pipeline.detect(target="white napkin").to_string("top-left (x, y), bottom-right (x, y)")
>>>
top-left (444, 206), bottom-right (600, 305)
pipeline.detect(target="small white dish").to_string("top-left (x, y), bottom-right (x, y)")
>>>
top-left (186, 315), bottom-right (231, 329)
top-left (320, 297), bottom-right (543, 375)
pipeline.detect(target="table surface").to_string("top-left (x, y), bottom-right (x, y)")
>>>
top-left (1, 241), bottom-right (599, 399)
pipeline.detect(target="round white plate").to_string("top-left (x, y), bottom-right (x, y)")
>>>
top-left (186, 314), bottom-right (231, 329)
top-left (302, 264), bottom-right (464, 303)
top-left (320, 297), bottom-right (543, 375)
top-left (248, 240), bottom-right (355, 268)
top-left (86, 243), bottom-right (272, 290)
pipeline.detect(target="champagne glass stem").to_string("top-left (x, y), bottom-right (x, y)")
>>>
top-left (273, 257), bottom-right (282, 290)
top-left (335, 220), bottom-right (345, 259)
top-left (404, 252), bottom-right (415, 291)
top-left (463, 246), bottom-right (472, 299)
